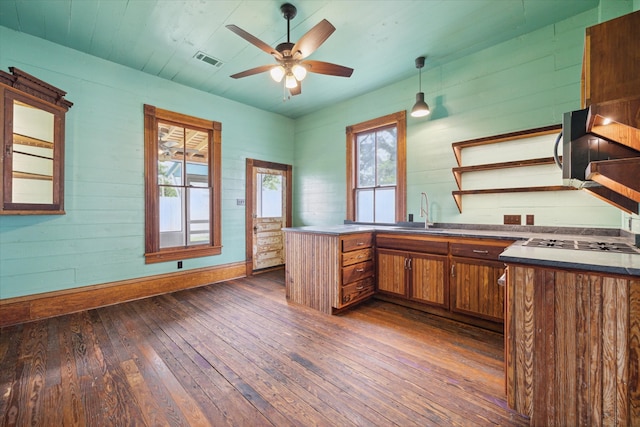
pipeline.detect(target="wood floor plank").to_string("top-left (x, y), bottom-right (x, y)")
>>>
top-left (203, 279), bottom-right (521, 426)
top-left (128, 300), bottom-right (273, 427)
top-left (170, 292), bottom-right (391, 427)
top-left (0, 270), bottom-right (528, 426)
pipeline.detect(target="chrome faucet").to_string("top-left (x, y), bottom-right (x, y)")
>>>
top-left (420, 192), bottom-right (432, 229)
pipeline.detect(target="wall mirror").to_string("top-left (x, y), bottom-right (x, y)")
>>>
top-left (0, 67), bottom-right (72, 214)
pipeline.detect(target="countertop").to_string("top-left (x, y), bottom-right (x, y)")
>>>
top-left (283, 223), bottom-right (640, 277)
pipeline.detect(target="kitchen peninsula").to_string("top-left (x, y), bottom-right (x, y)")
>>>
top-left (283, 224), bottom-right (640, 426)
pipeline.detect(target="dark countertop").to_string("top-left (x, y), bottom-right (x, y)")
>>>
top-left (283, 223), bottom-right (640, 277)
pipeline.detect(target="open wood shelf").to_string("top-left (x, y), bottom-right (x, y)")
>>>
top-left (451, 124), bottom-right (568, 212)
top-left (452, 186), bottom-right (575, 213)
top-left (452, 157), bottom-right (558, 188)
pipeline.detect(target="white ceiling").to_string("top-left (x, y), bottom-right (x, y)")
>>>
top-left (0, 0), bottom-right (599, 118)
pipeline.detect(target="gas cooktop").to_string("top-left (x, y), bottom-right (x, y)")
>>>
top-left (522, 238), bottom-right (640, 254)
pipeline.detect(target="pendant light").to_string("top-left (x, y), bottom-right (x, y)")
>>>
top-left (410, 56), bottom-right (430, 118)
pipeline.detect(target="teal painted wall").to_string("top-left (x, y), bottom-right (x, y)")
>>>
top-left (293, 7), bottom-right (636, 230)
top-left (0, 27), bottom-right (295, 299)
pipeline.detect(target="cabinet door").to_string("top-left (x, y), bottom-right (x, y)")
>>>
top-left (451, 257), bottom-right (505, 323)
top-left (409, 252), bottom-right (448, 309)
top-left (377, 249), bottom-right (407, 297)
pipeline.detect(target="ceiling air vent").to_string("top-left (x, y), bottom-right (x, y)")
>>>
top-left (194, 51), bottom-right (223, 68)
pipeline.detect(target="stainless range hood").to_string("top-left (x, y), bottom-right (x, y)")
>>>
top-left (561, 105), bottom-right (640, 214)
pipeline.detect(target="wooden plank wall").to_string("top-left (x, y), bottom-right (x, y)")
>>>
top-left (292, 9), bottom-right (623, 228)
top-left (285, 232), bottom-right (339, 314)
top-left (507, 264), bottom-right (640, 426)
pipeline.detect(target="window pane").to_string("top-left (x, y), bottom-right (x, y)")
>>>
top-left (187, 163), bottom-right (208, 186)
top-left (374, 188), bottom-right (396, 223)
top-left (356, 189), bottom-right (374, 222)
top-left (158, 123), bottom-right (184, 186)
top-left (185, 128), bottom-right (209, 166)
top-left (188, 187), bottom-right (210, 245)
top-left (376, 128), bottom-right (397, 186)
top-left (159, 186), bottom-right (185, 248)
top-left (257, 173), bottom-right (283, 218)
top-left (357, 133), bottom-right (375, 187)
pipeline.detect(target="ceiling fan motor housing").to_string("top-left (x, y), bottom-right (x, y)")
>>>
top-left (280, 3), bottom-right (297, 20)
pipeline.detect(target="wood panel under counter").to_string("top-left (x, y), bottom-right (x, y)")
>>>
top-left (501, 243), bottom-right (640, 426)
top-left (284, 227), bottom-right (375, 314)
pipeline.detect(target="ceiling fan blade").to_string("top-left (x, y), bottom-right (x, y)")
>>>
top-left (291, 19), bottom-right (335, 60)
top-left (226, 24), bottom-right (283, 60)
top-left (303, 60), bottom-right (353, 77)
top-left (230, 64), bottom-right (274, 79)
top-left (289, 81), bottom-right (302, 96)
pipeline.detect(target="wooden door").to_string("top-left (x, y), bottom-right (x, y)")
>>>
top-left (409, 252), bottom-right (448, 309)
top-left (246, 159), bottom-right (292, 274)
top-left (377, 249), bottom-right (407, 297)
top-left (450, 257), bottom-right (505, 322)
top-left (252, 167), bottom-right (286, 270)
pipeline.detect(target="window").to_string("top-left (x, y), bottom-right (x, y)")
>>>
top-left (346, 111), bottom-right (406, 223)
top-left (144, 105), bottom-right (221, 264)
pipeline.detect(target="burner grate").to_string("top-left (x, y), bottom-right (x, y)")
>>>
top-left (523, 238), bottom-right (639, 254)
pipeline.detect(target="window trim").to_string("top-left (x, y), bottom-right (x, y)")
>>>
top-left (346, 111), bottom-right (406, 223)
top-left (143, 104), bottom-right (222, 264)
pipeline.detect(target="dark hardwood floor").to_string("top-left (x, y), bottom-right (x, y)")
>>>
top-left (0, 270), bottom-right (528, 426)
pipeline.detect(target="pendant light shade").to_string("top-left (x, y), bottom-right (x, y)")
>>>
top-left (410, 56), bottom-right (430, 118)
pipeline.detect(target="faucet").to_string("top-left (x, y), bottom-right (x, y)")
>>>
top-left (420, 192), bottom-right (433, 229)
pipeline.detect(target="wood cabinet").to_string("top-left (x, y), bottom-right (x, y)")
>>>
top-left (377, 248), bottom-right (448, 309)
top-left (376, 233), bottom-right (511, 331)
top-left (582, 10), bottom-right (640, 110)
top-left (505, 263), bottom-right (640, 426)
top-left (284, 231), bottom-right (374, 314)
top-left (450, 241), bottom-right (511, 323)
top-left (339, 233), bottom-right (375, 309)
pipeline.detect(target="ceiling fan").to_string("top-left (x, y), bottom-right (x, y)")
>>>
top-left (226, 3), bottom-right (353, 96)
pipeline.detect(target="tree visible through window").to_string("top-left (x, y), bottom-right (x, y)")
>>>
top-left (347, 111), bottom-right (406, 223)
top-left (144, 105), bottom-right (221, 264)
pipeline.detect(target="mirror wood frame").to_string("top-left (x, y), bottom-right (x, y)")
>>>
top-left (0, 67), bottom-right (72, 215)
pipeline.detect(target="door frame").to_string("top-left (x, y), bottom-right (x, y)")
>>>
top-left (245, 158), bottom-right (293, 276)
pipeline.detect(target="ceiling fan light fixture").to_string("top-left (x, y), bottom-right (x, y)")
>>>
top-left (410, 56), bottom-right (430, 118)
top-left (285, 73), bottom-right (298, 89)
top-left (291, 64), bottom-right (307, 81)
top-left (270, 65), bottom-right (286, 82)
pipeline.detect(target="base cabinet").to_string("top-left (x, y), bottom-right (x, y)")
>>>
top-left (506, 264), bottom-right (640, 426)
top-left (378, 248), bottom-right (448, 309)
top-left (450, 258), bottom-right (505, 323)
top-left (285, 231), bottom-right (374, 314)
top-left (376, 234), bottom-right (512, 331)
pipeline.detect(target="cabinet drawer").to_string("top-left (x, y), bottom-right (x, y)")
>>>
top-left (450, 242), bottom-right (510, 261)
top-left (340, 277), bottom-right (375, 306)
top-left (342, 248), bottom-right (373, 267)
top-left (342, 260), bottom-right (374, 283)
top-left (376, 235), bottom-right (448, 255)
top-left (342, 233), bottom-right (373, 252)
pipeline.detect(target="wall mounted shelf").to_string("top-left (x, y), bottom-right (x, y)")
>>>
top-left (451, 124), bottom-right (572, 212)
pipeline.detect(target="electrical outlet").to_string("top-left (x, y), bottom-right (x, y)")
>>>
top-left (526, 215), bottom-right (534, 226)
top-left (177, 261), bottom-right (183, 269)
top-left (237, 199), bottom-right (245, 206)
top-left (504, 215), bottom-right (521, 225)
